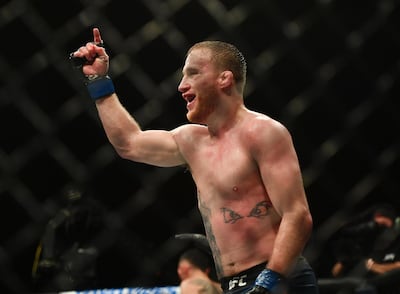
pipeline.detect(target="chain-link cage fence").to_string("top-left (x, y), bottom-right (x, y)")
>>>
top-left (0, 0), bottom-right (399, 293)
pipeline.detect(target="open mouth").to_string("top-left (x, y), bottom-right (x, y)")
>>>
top-left (183, 94), bottom-right (196, 104)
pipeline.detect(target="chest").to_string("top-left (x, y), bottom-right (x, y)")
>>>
top-left (185, 136), bottom-right (257, 190)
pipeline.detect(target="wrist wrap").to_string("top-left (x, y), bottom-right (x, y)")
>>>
top-left (85, 75), bottom-right (115, 100)
top-left (254, 269), bottom-right (284, 291)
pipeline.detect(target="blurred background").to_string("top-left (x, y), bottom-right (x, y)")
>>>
top-left (0, 0), bottom-right (399, 293)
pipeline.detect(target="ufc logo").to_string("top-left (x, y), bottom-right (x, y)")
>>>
top-left (228, 274), bottom-right (248, 290)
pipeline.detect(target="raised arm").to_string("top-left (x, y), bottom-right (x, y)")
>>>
top-left (71, 28), bottom-right (186, 167)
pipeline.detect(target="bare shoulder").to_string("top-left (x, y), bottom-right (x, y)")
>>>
top-left (172, 123), bottom-right (208, 141)
top-left (242, 111), bottom-right (296, 164)
top-left (244, 110), bottom-right (290, 141)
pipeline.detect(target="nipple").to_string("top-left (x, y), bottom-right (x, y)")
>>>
top-left (232, 186), bottom-right (238, 192)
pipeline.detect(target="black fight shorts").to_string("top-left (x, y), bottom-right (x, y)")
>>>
top-left (220, 256), bottom-right (319, 294)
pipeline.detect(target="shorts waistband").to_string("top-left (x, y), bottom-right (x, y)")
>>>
top-left (220, 262), bottom-right (267, 292)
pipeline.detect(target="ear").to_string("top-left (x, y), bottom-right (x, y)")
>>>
top-left (218, 70), bottom-right (233, 89)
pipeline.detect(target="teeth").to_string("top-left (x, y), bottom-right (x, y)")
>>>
top-left (183, 94), bottom-right (195, 102)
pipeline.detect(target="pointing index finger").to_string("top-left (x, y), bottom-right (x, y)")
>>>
top-left (93, 27), bottom-right (103, 45)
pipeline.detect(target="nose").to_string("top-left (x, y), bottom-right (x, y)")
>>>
top-left (178, 78), bottom-right (189, 93)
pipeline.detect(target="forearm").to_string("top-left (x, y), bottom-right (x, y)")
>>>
top-left (267, 212), bottom-right (312, 276)
top-left (95, 94), bottom-right (142, 157)
top-left (248, 216), bottom-right (311, 293)
top-left (367, 259), bottom-right (400, 274)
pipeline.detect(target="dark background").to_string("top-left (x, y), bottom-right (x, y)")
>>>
top-left (0, 0), bottom-right (399, 293)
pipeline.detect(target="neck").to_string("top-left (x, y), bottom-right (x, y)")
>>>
top-left (207, 103), bottom-right (246, 137)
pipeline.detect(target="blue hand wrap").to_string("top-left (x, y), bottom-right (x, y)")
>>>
top-left (86, 75), bottom-right (115, 100)
top-left (254, 269), bottom-right (283, 291)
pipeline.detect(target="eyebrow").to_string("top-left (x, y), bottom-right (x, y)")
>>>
top-left (182, 66), bottom-right (199, 74)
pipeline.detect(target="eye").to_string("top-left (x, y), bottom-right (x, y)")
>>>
top-left (248, 201), bottom-right (270, 218)
top-left (221, 207), bottom-right (243, 224)
top-left (186, 68), bottom-right (199, 77)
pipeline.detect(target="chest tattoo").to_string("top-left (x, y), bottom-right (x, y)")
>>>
top-left (221, 207), bottom-right (244, 224)
top-left (221, 200), bottom-right (272, 224)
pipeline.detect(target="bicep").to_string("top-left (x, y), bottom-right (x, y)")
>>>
top-left (122, 129), bottom-right (186, 167)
